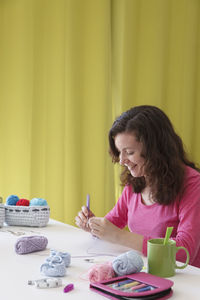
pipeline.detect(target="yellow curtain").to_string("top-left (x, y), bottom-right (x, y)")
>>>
top-left (112, 0), bottom-right (200, 163)
top-left (0, 0), bottom-right (199, 225)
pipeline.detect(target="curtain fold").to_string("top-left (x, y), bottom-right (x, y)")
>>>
top-left (0, 0), bottom-right (199, 225)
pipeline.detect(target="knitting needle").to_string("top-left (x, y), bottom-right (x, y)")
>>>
top-left (86, 194), bottom-right (90, 214)
top-left (86, 194), bottom-right (90, 227)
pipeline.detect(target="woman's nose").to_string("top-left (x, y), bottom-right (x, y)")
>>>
top-left (119, 153), bottom-right (128, 165)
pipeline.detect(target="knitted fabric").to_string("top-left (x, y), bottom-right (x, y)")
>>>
top-left (15, 235), bottom-right (48, 254)
top-left (40, 256), bottom-right (66, 277)
top-left (50, 249), bottom-right (71, 267)
top-left (112, 250), bottom-right (144, 276)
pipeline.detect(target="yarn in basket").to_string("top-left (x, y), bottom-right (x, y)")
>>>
top-left (6, 195), bottom-right (19, 205)
top-left (16, 199), bottom-right (30, 206)
top-left (30, 198), bottom-right (48, 206)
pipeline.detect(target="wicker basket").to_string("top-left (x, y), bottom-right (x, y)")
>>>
top-left (0, 204), bottom-right (5, 227)
top-left (5, 205), bottom-right (50, 227)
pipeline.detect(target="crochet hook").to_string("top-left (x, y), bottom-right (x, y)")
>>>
top-left (86, 194), bottom-right (90, 213)
top-left (86, 194), bottom-right (90, 227)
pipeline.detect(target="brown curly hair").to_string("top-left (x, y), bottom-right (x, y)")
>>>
top-left (108, 105), bottom-right (200, 205)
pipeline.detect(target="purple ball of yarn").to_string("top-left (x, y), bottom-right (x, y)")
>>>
top-left (15, 235), bottom-right (48, 254)
top-left (6, 195), bottom-right (19, 205)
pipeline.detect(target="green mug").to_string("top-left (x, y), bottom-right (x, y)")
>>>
top-left (147, 238), bottom-right (190, 277)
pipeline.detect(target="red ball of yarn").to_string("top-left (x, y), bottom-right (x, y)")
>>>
top-left (16, 199), bottom-right (30, 206)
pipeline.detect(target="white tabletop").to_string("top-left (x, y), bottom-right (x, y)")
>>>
top-left (1, 219), bottom-right (200, 300)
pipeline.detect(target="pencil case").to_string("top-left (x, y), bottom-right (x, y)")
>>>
top-left (0, 203), bottom-right (5, 227)
top-left (90, 272), bottom-right (173, 300)
top-left (5, 205), bottom-right (50, 227)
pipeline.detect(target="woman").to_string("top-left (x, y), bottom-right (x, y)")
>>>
top-left (75, 105), bottom-right (200, 268)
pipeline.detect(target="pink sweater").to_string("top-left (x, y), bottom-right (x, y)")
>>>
top-left (106, 166), bottom-right (200, 268)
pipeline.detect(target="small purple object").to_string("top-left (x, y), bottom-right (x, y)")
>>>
top-left (86, 194), bottom-right (90, 212)
top-left (63, 283), bottom-right (74, 293)
top-left (15, 235), bottom-right (48, 254)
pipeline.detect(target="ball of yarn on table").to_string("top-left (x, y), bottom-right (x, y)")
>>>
top-left (6, 195), bottom-right (19, 205)
top-left (112, 250), bottom-right (144, 276)
top-left (15, 235), bottom-right (48, 254)
top-left (16, 199), bottom-right (30, 206)
top-left (30, 198), bottom-right (48, 206)
top-left (88, 262), bottom-right (116, 283)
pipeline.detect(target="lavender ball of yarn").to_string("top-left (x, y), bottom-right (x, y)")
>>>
top-left (15, 235), bottom-right (48, 254)
top-left (6, 195), bottom-right (19, 205)
top-left (30, 198), bottom-right (48, 206)
top-left (112, 250), bottom-right (144, 276)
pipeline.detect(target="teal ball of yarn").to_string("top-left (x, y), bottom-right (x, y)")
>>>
top-left (112, 250), bottom-right (144, 276)
top-left (6, 195), bottom-right (19, 205)
top-left (30, 198), bottom-right (48, 206)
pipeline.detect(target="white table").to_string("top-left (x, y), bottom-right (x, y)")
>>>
top-left (1, 219), bottom-right (200, 299)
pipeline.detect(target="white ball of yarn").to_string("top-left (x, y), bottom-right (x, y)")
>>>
top-left (112, 250), bottom-right (144, 276)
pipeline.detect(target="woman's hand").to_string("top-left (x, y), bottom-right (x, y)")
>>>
top-left (88, 217), bottom-right (122, 243)
top-left (75, 206), bottom-right (95, 232)
top-left (88, 217), bottom-right (144, 252)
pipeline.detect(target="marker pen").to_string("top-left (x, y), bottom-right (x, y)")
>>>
top-left (119, 281), bottom-right (140, 289)
top-left (131, 283), bottom-right (146, 291)
top-left (115, 279), bottom-right (134, 287)
top-left (134, 285), bottom-right (153, 292)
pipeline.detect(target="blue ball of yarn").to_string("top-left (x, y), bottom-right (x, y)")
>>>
top-left (6, 195), bottom-right (19, 205)
top-left (112, 250), bottom-right (144, 276)
top-left (30, 198), bottom-right (48, 206)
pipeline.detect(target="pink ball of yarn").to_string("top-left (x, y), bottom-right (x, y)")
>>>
top-left (88, 262), bottom-right (115, 283)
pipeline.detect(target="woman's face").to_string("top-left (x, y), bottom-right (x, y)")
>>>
top-left (114, 132), bottom-right (146, 178)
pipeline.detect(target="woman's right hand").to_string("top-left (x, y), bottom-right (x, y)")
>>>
top-left (75, 206), bottom-right (95, 232)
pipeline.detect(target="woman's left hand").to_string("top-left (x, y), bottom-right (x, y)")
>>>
top-left (88, 217), bottom-right (122, 244)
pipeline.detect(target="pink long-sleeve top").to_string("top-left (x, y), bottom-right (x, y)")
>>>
top-left (105, 166), bottom-right (200, 268)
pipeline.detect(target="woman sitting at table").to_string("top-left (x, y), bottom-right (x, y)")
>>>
top-left (75, 105), bottom-right (200, 268)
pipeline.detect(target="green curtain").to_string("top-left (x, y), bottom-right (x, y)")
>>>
top-left (0, 0), bottom-right (199, 225)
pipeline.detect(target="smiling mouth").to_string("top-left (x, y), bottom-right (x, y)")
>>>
top-left (126, 164), bottom-right (137, 172)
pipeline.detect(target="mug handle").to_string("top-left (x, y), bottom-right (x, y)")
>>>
top-left (175, 246), bottom-right (190, 269)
